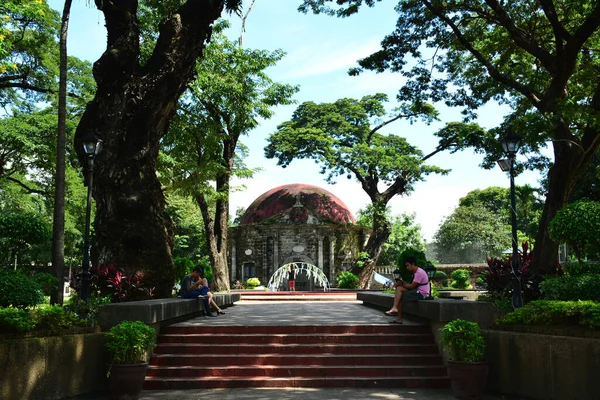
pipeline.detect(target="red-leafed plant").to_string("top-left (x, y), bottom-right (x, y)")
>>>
top-left (73, 264), bottom-right (155, 303)
top-left (483, 242), bottom-right (545, 306)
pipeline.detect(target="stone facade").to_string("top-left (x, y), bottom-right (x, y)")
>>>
top-left (228, 184), bottom-right (370, 290)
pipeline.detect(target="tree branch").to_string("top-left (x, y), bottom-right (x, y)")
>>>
top-left (4, 176), bottom-right (48, 195)
top-left (422, 0), bottom-right (543, 107)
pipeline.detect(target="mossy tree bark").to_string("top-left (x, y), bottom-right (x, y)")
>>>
top-left (75, 0), bottom-right (227, 297)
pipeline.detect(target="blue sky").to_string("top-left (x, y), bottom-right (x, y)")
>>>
top-left (49, 0), bottom-right (547, 241)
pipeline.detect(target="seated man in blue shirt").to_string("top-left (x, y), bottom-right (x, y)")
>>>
top-left (179, 266), bottom-right (225, 317)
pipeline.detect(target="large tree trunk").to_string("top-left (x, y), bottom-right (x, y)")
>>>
top-left (195, 189), bottom-right (230, 292)
top-left (75, 0), bottom-right (226, 298)
top-left (532, 128), bottom-right (598, 274)
top-left (51, 0), bottom-right (72, 306)
top-left (353, 200), bottom-right (391, 289)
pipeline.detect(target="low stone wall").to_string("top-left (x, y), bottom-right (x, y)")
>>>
top-left (358, 292), bottom-right (600, 400)
top-left (98, 293), bottom-right (240, 331)
top-left (484, 329), bottom-right (600, 400)
top-left (0, 333), bottom-right (106, 400)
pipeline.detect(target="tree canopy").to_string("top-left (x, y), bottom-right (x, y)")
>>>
top-left (265, 93), bottom-right (446, 287)
top-left (300, 0), bottom-right (600, 274)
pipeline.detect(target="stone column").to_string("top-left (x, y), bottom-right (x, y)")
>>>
top-left (318, 235), bottom-right (324, 270)
top-left (273, 230), bottom-right (279, 274)
top-left (329, 237), bottom-right (336, 283)
top-left (231, 238), bottom-right (237, 281)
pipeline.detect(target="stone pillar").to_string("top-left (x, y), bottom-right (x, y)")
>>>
top-left (329, 237), bottom-right (335, 284)
top-left (273, 230), bottom-right (279, 275)
top-left (262, 239), bottom-right (268, 285)
top-left (318, 235), bottom-right (324, 270)
top-left (231, 238), bottom-right (237, 281)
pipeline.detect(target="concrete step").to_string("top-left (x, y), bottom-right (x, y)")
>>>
top-left (144, 375), bottom-right (450, 389)
top-left (146, 324), bottom-right (449, 389)
top-left (152, 343), bottom-right (440, 355)
top-left (158, 333), bottom-right (435, 345)
top-left (146, 364), bottom-right (448, 378)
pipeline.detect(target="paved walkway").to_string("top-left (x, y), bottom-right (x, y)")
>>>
top-left (68, 301), bottom-right (506, 400)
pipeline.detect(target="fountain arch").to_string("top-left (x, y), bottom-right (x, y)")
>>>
top-left (267, 262), bottom-right (330, 292)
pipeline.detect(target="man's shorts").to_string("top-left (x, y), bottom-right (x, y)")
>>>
top-left (402, 288), bottom-right (424, 303)
top-left (288, 280), bottom-right (295, 289)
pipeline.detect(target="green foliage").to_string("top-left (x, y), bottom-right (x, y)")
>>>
top-left (0, 307), bottom-right (35, 333)
top-left (475, 277), bottom-right (485, 286)
top-left (562, 263), bottom-right (599, 277)
top-left (450, 269), bottom-right (472, 289)
top-left (433, 204), bottom-right (511, 264)
top-left (539, 274), bottom-right (600, 302)
top-left (65, 293), bottom-right (111, 327)
top-left (0, 269), bottom-right (44, 309)
top-left (549, 199), bottom-right (600, 263)
top-left (396, 248), bottom-right (428, 282)
top-left (358, 206), bottom-right (426, 265)
top-left (165, 194), bottom-right (208, 263)
top-left (0, 211), bottom-right (51, 259)
top-left (32, 272), bottom-right (59, 296)
top-left (337, 271), bottom-right (359, 289)
top-left (431, 287), bottom-right (439, 298)
top-left (441, 319), bottom-right (486, 362)
top-left (433, 271), bottom-right (448, 287)
top-left (354, 252), bottom-right (370, 269)
top-left (245, 277), bottom-right (261, 289)
top-left (496, 300), bottom-right (600, 329)
top-left (34, 305), bottom-right (83, 331)
top-left (104, 321), bottom-right (156, 365)
top-left (173, 257), bottom-right (195, 282)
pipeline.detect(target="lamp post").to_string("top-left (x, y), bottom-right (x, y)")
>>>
top-left (80, 132), bottom-right (102, 302)
top-left (497, 129), bottom-right (523, 309)
top-left (423, 262), bottom-right (437, 297)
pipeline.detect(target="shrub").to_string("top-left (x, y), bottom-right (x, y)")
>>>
top-left (173, 257), bottom-right (195, 282)
top-left (549, 199), bottom-right (600, 263)
top-left (433, 271), bottom-right (449, 286)
top-left (397, 248), bottom-right (428, 282)
top-left (496, 300), bottom-right (600, 329)
top-left (539, 274), bottom-right (600, 302)
top-left (475, 277), bottom-right (485, 286)
top-left (32, 273), bottom-right (60, 296)
top-left (0, 308), bottom-right (35, 333)
top-left (34, 305), bottom-right (84, 330)
top-left (483, 241), bottom-right (544, 305)
top-left (337, 271), bottom-right (359, 289)
top-left (79, 265), bottom-right (155, 303)
top-left (0, 269), bottom-right (44, 309)
top-left (450, 269), bottom-right (472, 289)
top-left (562, 262), bottom-right (599, 277)
top-left (64, 293), bottom-right (111, 326)
top-left (440, 319), bottom-right (486, 362)
top-left (105, 321), bottom-right (156, 365)
top-left (354, 252), bottom-right (370, 269)
top-left (246, 277), bottom-right (261, 289)
top-left (431, 287), bottom-right (439, 298)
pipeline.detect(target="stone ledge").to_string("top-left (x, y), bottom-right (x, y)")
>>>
top-left (98, 293), bottom-right (240, 331)
top-left (357, 292), bottom-right (496, 328)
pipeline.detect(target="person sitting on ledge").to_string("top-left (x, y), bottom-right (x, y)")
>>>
top-left (384, 256), bottom-right (430, 324)
top-left (179, 266), bottom-right (225, 317)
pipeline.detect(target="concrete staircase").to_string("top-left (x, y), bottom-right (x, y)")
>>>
top-left (144, 324), bottom-right (450, 389)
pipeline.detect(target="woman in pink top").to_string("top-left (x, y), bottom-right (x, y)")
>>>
top-left (384, 256), bottom-right (429, 324)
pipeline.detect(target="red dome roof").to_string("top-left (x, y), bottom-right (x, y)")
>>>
top-left (240, 184), bottom-right (355, 225)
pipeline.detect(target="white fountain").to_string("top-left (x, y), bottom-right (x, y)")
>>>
top-left (267, 262), bottom-right (330, 292)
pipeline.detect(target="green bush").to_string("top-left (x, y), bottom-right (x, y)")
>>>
top-left (34, 305), bottom-right (84, 330)
top-left (431, 287), bottom-right (439, 298)
top-left (549, 199), bottom-right (600, 263)
top-left (562, 262), bottom-right (599, 277)
top-left (173, 257), bottom-right (195, 282)
top-left (433, 271), bottom-right (449, 286)
top-left (539, 273), bottom-right (600, 301)
top-left (32, 273), bottom-right (59, 296)
top-left (0, 308), bottom-right (35, 333)
top-left (450, 269), bottom-right (472, 289)
top-left (496, 300), bottom-right (600, 328)
top-left (64, 293), bottom-right (111, 326)
top-left (0, 269), bottom-right (44, 309)
top-left (397, 248), bottom-right (428, 282)
top-left (246, 277), bottom-right (261, 289)
top-left (440, 319), bottom-right (486, 362)
top-left (105, 321), bottom-right (156, 365)
top-left (475, 277), bottom-right (485, 286)
top-left (337, 271), bottom-right (359, 289)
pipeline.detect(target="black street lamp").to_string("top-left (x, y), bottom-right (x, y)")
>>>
top-left (497, 129), bottom-right (523, 309)
top-left (423, 262), bottom-right (437, 297)
top-left (80, 132), bottom-right (102, 302)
